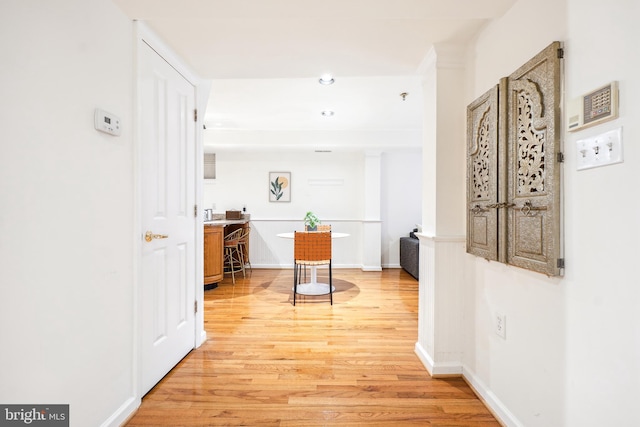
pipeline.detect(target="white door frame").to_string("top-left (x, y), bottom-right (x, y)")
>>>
top-left (133, 21), bottom-right (208, 400)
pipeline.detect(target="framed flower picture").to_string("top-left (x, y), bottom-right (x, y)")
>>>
top-left (269, 172), bottom-right (291, 202)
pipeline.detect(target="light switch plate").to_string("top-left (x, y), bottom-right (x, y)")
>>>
top-left (576, 127), bottom-right (623, 171)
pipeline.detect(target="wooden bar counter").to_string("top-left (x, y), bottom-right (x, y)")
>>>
top-left (203, 219), bottom-right (250, 287)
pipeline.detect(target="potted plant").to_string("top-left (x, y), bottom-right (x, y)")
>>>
top-left (303, 211), bottom-right (321, 231)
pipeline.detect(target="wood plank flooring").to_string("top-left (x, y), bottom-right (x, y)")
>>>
top-left (125, 268), bottom-right (499, 426)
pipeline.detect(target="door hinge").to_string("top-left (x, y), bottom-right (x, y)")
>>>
top-left (194, 300), bottom-right (198, 314)
top-left (194, 109), bottom-right (198, 122)
top-left (557, 48), bottom-right (564, 59)
top-left (194, 204), bottom-right (198, 218)
top-left (557, 258), bottom-right (565, 269)
top-left (557, 152), bottom-right (564, 163)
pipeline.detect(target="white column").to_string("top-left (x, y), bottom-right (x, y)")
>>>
top-left (362, 151), bottom-right (382, 271)
top-left (414, 45), bottom-right (467, 376)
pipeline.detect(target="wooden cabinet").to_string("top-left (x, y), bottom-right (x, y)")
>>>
top-left (204, 225), bottom-right (224, 285)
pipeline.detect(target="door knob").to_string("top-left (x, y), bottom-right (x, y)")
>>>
top-left (145, 231), bottom-right (169, 242)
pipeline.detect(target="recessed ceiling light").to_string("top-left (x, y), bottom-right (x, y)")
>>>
top-left (319, 73), bottom-right (335, 85)
top-left (321, 110), bottom-right (334, 117)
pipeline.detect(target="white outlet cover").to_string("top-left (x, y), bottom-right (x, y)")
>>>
top-left (576, 127), bottom-right (623, 171)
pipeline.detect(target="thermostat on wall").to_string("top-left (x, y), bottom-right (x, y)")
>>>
top-left (567, 81), bottom-right (619, 132)
top-left (94, 108), bottom-right (121, 136)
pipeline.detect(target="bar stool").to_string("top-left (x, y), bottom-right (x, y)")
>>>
top-left (239, 224), bottom-right (252, 273)
top-left (223, 228), bottom-right (245, 284)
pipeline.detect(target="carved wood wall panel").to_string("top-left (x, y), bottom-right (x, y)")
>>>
top-left (506, 41), bottom-right (562, 276)
top-left (466, 85), bottom-right (500, 262)
top-left (466, 41), bottom-right (563, 276)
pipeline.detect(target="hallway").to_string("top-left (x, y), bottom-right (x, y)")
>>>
top-left (126, 269), bottom-right (499, 426)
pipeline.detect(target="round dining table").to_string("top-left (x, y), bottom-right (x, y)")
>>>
top-left (277, 232), bottom-right (349, 295)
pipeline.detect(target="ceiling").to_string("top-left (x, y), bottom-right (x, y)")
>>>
top-left (113, 0), bottom-right (516, 150)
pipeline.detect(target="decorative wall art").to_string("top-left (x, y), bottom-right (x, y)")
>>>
top-left (466, 41), bottom-right (564, 277)
top-left (269, 172), bottom-right (291, 202)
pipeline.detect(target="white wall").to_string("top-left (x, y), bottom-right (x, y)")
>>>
top-left (204, 147), bottom-right (421, 269)
top-left (0, 1), bottom-right (136, 426)
top-left (381, 149), bottom-right (422, 267)
top-left (204, 150), bottom-right (365, 220)
top-left (464, 0), bottom-right (640, 425)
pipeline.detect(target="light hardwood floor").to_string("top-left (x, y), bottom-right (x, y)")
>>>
top-left (125, 268), bottom-right (499, 426)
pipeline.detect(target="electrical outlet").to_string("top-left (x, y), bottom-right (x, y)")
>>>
top-left (495, 313), bottom-right (506, 339)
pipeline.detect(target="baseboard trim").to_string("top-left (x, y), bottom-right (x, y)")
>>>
top-left (414, 342), bottom-right (521, 426)
top-left (414, 341), bottom-right (434, 374)
top-left (252, 264), bottom-right (363, 269)
top-left (199, 330), bottom-right (207, 346)
top-left (414, 342), bottom-right (463, 377)
top-left (461, 364), bottom-right (523, 427)
top-left (101, 395), bottom-right (139, 427)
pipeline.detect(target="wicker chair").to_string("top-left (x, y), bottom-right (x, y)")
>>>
top-left (299, 225), bottom-right (330, 281)
top-left (239, 224), bottom-right (252, 273)
top-left (293, 231), bottom-right (333, 305)
top-left (223, 228), bottom-right (245, 284)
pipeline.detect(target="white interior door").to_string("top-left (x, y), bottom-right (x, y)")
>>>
top-left (139, 41), bottom-right (196, 395)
